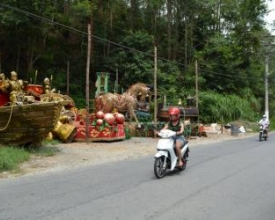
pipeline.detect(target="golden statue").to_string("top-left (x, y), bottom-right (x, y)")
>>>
top-left (43, 77), bottom-right (56, 94)
top-left (43, 77), bottom-right (51, 94)
top-left (5, 71), bottom-right (26, 104)
top-left (0, 73), bottom-right (9, 94)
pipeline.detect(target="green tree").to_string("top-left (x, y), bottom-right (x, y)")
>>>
top-left (104, 30), bottom-right (154, 88)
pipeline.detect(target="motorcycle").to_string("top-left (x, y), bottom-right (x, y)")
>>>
top-left (154, 129), bottom-right (189, 179)
top-left (259, 125), bottom-right (268, 141)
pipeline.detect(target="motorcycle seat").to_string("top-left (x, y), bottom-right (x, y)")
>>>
top-left (173, 140), bottom-right (188, 149)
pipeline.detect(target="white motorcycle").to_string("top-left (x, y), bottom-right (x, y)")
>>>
top-left (154, 129), bottom-right (189, 178)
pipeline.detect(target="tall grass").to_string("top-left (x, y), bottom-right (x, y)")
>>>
top-left (0, 140), bottom-right (60, 172)
top-left (0, 147), bottom-right (30, 172)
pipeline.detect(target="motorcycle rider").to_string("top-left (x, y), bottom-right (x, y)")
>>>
top-left (258, 114), bottom-right (270, 137)
top-left (161, 107), bottom-right (185, 167)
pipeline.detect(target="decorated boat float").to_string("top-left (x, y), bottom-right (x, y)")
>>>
top-left (0, 101), bottom-right (67, 146)
top-left (0, 71), bottom-right (75, 145)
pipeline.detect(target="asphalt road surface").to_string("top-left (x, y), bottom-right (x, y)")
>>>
top-left (1, 133), bottom-right (275, 220)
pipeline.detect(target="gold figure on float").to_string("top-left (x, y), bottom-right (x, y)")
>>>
top-left (43, 77), bottom-right (51, 94)
top-left (5, 71), bottom-right (27, 104)
top-left (0, 73), bottom-right (8, 94)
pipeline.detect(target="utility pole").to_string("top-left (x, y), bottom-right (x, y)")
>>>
top-left (195, 60), bottom-right (199, 109)
top-left (261, 35), bottom-right (275, 121)
top-left (264, 54), bottom-right (269, 120)
top-left (154, 45), bottom-right (158, 125)
top-left (114, 67), bottom-right (118, 93)
top-left (86, 23), bottom-right (91, 142)
top-left (0, 52), bottom-right (1, 73)
top-left (67, 60), bottom-right (70, 95)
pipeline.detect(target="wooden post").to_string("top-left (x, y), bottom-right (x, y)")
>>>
top-left (34, 70), bottom-right (38, 84)
top-left (86, 24), bottom-right (91, 142)
top-left (0, 52), bottom-right (1, 73)
top-left (154, 46), bottom-right (158, 125)
top-left (67, 60), bottom-right (70, 95)
top-left (114, 67), bottom-right (118, 93)
top-left (195, 60), bottom-right (200, 127)
top-left (195, 60), bottom-right (199, 109)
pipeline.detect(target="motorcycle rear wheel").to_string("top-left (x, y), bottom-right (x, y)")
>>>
top-left (154, 157), bottom-right (167, 178)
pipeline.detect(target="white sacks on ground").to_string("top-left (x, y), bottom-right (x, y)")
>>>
top-left (239, 126), bottom-right (246, 133)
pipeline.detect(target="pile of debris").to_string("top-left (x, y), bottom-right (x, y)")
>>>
top-left (198, 123), bottom-right (247, 137)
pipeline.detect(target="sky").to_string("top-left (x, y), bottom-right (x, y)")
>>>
top-left (265, 0), bottom-right (275, 34)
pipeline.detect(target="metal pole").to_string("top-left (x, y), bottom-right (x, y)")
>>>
top-left (265, 54), bottom-right (269, 120)
top-left (261, 35), bottom-right (275, 121)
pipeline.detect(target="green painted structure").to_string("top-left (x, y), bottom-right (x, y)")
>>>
top-left (95, 72), bottom-right (110, 96)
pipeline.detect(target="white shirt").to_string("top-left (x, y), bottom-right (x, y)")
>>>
top-left (259, 118), bottom-right (269, 129)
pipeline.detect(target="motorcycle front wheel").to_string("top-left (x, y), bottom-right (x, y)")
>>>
top-left (259, 132), bottom-right (263, 142)
top-left (154, 157), bottom-right (167, 178)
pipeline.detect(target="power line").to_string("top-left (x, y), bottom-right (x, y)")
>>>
top-left (0, 3), bottom-right (155, 56)
top-left (0, 2), bottom-right (266, 81)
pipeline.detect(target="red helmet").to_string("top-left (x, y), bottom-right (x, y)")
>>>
top-left (168, 107), bottom-right (180, 121)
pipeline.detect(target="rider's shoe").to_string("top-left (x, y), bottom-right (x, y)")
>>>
top-left (177, 161), bottom-right (183, 167)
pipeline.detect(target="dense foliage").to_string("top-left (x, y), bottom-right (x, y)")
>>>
top-left (0, 0), bottom-right (274, 123)
top-left (198, 91), bottom-right (260, 123)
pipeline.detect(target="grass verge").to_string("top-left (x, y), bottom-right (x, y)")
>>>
top-left (0, 140), bottom-right (61, 173)
top-left (0, 147), bottom-right (30, 172)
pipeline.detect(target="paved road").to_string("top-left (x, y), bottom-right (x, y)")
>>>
top-left (1, 133), bottom-right (275, 220)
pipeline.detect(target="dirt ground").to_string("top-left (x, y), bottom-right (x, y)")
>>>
top-left (0, 131), bottom-right (257, 179)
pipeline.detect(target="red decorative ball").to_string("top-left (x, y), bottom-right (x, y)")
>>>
top-left (115, 113), bottom-right (125, 124)
top-left (104, 113), bottom-right (116, 125)
top-left (96, 118), bottom-right (103, 126)
top-left (96, 110), bottom-right (104, 119)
